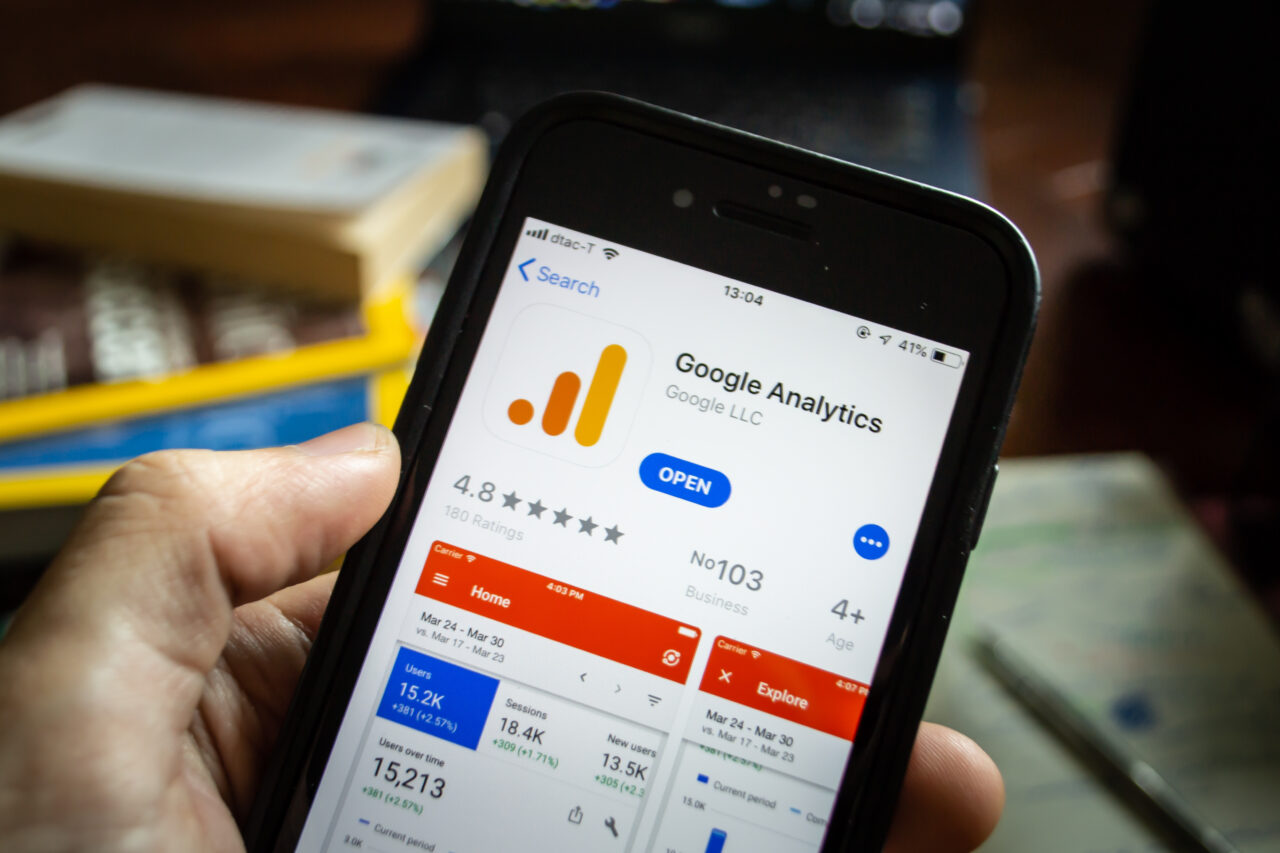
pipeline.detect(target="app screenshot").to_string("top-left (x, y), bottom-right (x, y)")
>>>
top-left (297, 219), bottom-right (968, 852)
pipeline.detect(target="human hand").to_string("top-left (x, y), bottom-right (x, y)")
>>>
top-left (0, 423), bottom-right (1001, 851)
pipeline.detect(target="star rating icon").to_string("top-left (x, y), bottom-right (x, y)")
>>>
top-left (459, 481), bottom-right (623, 544)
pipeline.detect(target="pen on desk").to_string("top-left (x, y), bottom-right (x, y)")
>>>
top-left (973, 632), bottom-right (1241, 853)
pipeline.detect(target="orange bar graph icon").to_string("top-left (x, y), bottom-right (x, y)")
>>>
top-left (541, 371), bottom-right (581, 436)
top-left (507, 344), bottom-right (627, 446)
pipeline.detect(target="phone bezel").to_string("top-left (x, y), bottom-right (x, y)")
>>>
top-left (246, 92), bottom-right (1038, 852)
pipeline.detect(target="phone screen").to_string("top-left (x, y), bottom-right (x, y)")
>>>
top-left (295, 216), bottom-right (969, 852)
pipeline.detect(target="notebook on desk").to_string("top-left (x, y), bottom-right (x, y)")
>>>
top-left (927, 454), bottom-right (1280, 852)
top-left (376, 0), bottom-right (982, 198)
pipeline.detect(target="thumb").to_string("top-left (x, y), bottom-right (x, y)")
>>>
top-left (0, 422), bottom-right (400, 736)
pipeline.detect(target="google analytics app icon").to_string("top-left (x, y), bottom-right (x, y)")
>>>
top-left (484, 303), bottom-right (650, 466)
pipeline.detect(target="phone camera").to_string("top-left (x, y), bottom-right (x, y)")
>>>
top-left (672, 188), bottom-right (695, 208)
top-left (797, 193), bottom-right (818, 209)
top-left (768, 184), bottom-right (783, 198)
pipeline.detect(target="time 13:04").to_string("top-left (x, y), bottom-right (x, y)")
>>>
top-left (724, 286), bottom-right (763, 305)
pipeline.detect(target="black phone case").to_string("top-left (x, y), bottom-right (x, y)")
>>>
top-left (245, 92), bottom-right (1038, 852)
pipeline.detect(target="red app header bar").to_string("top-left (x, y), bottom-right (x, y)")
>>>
top-left (699, 636), bottom-right (869, 741)
top-left (417, 541), bottom-right (701, 683)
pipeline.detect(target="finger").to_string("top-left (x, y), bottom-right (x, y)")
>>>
top-left (260, 564), bottom-right (341, 639)
top-left (223, 570), bottom-right (340, 728)
top-left (2, 423), bottom-right (399, 736)
top-left (194, 570), bottom-right (339, 814)
top-left (884, 722), bottom-right (1004, 853)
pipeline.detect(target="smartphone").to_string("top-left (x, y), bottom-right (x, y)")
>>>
top-left (247, 93), bottom-right (1037, 853)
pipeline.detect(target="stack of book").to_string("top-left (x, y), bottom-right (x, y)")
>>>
top-left (0, 85), bottom-right (487, 564)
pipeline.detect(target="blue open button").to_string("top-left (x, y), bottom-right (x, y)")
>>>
top-left (639, 452), bottom-right (731, 507)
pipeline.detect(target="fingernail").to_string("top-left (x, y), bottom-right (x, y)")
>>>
top-left (296, 423), bottom-right (389, 456)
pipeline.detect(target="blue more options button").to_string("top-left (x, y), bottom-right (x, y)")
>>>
top-left (639, 452), bottom-right (731, 507)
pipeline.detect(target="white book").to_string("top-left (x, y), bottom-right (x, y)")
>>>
top-left (0, 85), bottom-right (488, 299)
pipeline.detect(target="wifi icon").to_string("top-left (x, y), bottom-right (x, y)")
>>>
top-left (750, 650), bottom-right (762, 660)
top-left (465, 555), bottom-right (477, 563)
top-left (602, 247), bottom-right (619, 260)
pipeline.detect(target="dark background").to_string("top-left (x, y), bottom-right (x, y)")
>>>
top-left (0, 0), bottom-right (1275, 612)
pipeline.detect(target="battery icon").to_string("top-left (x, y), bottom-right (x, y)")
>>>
top-left (930, 348), bottom-right (964, 368)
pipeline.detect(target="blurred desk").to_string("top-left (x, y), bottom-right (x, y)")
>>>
top-left (927, 454), bottom-right (1280, 852)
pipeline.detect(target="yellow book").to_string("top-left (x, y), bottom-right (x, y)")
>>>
top-left (0, 365), bottom-right (412, 511)
top-left (0, 272), bottom-right (417, 444)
